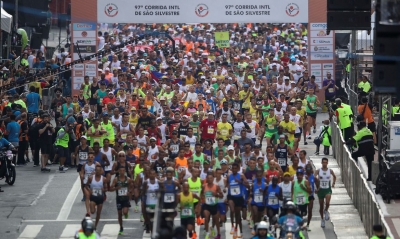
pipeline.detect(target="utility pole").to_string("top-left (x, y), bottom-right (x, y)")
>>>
top-left (15, 0), bottom-right (18, 29)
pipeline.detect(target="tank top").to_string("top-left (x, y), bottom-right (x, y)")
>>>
top-left (119, 122), bottom-right (131, 141)
top-left (146, 179), bottom-right (159, 205)
top-left (134, 164), bottom-right (144, 180)
top-left (184, 135), bottom-right (197, 152)
top-left (90, 175), bottom-right (104, 197)
top-left (94, 152), bottom-right (104, 168)
top-left (83, 163), bottom-right (96, 184)
top-left (293, 179), bottom-right (309, 205)
top-left (147, 145), bottom-right (159, 162)
top-left (97, 90), bottom-right (107, 104)
top-left (203, 148), bottom-right (212, 161)
top-left (308, 174), bottom-right (315, 195)
top-left (129, 114), bottom-right (139, 128)
top-left (159, 124), bottom-right (167, 143)
top-left (266, 184), bottom-right (280, 208)
top-left (279, 181), bottom-right (292, 206)
top-left (183, 168), bottom-right (192, 180)
top-left (189, 121), bottom-right (200, 136)
top-left (169, 139), bottom-right (181, 157)
top-left (319, 168), bottom-right (331, 190)
top-left (220, 108), bottom-right (232, 122)
top-left (163, 179), bottom-right (176, 205)
top-left (306, 95), bottom-right (317, 113)
top-left (90, 84), bottom-right (99, 99)
top-left (176, 157), bottom-right (188, 172)
top-left (188, 177), bottom-right (201, 203)
top-left (112, 116), bottom-right (122, 132)
top-left (289, 114), bottom-right (301, 133)
top-left (274, 108), bottom-right (284, 119)
top-left (178, 122), bottom-right (189, 140)
top-left (147, 126), bottom-right (159, 140)
top-left (204, 183), bottom-right (217, 206)
top-left (228, 173), bottom-right (242, 197)
top-left (275, 144), bottom-right (288, 167)
top-left (78, 145), bottom-right (89, 165)
top-left (137, 135), bottom-right (147, 150)
top-left (101, 147), bottom-right (113, 171)
top-left (193, 152), bottom-right (204, 164)
top-left (154, 160), bottom-right (166, 178)
top-left (241, 152), bottom-right (253, 168)
top-left (180, 192), bottom-right (195, 218)
top-left (101, 121), bottom-right (115, 142)
top-left (83, 84), bottom-right (90, 99)
top-left (244, 168), bottom-right (257, 189)
top-left (252, 178), bottom-right (266, 206)
top-left (214, 177), bottom-right (226, 203)
top-left (116, 176), bottom-right (129, 201)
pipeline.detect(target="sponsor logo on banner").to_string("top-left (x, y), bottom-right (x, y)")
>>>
top-left (85, 71), bottom-right (97, 77)
top-left (74, 77), bottom-right (85, 90)
top-left (311, 45), bottom-right (333, 52)
top-left (73, 31), bottom-right (96, 38)
top-left (310, 38), bottom-right (333, 45)
top-left (85, 64), bottom-right (97, 70)
top-left (310, 53), bottom-right (334, 60)
top-left (311, 70), bottom-right (321, 76)
top-left (323, 63), bottom-right (334, 69)
top-left (310, 31), bottom-right (333, 38)
top-left (311, 64), bottom-right (321, 70)
top-left (73, 45), bottom-right (97, 53)
top-left (310, 23), bottom-right (328, 30)
top-left (74, 38), bottom-right (97, 46)
top-left (73, 23), bottom-right (96, 31)
top-left (74, 64), bottom-right (84, 70)
top-left (74, 70), bottom-right (84, 77)
top-left (195, 4), bottom-right (209, 17)
top-left (286, 3), bottom-right (300, 17)
top-left (73, 53), bottom-right (97, 61)
top-left (105, 3), bottom-right (119, 17)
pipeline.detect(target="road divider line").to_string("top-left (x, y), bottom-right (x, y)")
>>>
top-left (100, 224), bottom-right (120, 239)
top-left (57, 177), bottom-right (81, 221)
top-left (59, 224), bottom-right (80, 238)
top-left (18, 225), bottom-right (43, 239)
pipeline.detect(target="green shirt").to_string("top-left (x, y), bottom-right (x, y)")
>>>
top-left (306, 95), bottom-right (317, 113)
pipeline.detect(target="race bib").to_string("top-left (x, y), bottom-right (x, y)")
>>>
top-left (193, 128), bottom-right (198, 134)
top-left (129, 162), bottom-right (136, 168)
top-left (118, 187), bottom-right (128, 196)
top-left (92, 188), bottom-right (102, 196)
top-left (207, 127), bottom-right (214, 134)
top-left (149, 193), bottom-right (157, 199)
top-left (278, 158), bottom-right (286, 166)
top-left (309, 103), bottom-right (315, 108)
top-left (252, 113), bottom-right (257, 119)
top-left (121, 133), bottom-right (127, 140)
top-left (221, 129), bottom-right (228, 136)
top-left (268, 196), bottom-right (278, 205)
top-left (182, 208), bottom-right (192, 216)
top-left (230, 185), bottom-right (241, 196)
top-left (296, 193), bottom-right (306, 205)
top-left (328, 88), bottom-right (334, 93)
top-left (321, 180), bottom-right (329, 189)
top-left (243, 102), bottom-right (249, 108)
top-left (206, 195), bottom-right (216, 205)
top-left (171, 145), bottom-right (179, 153)
top-left (180, 135), bottom-right (186, 141)
top-left (144, 130), bottom-right (148, 135)
top-left (164, 193), bottom-right (175, 203)
top-left (233, 135), bottom-right (240, 140)
top-left (191, 190), bottom-right (200, 197)
top-left (93, 138), bottom-right (101, 144)
top-left (79, 152), bottom-right (88, 160)
top-left (268, 124), bottom-right (274, 130)
top-left (178, 166), bottom-right (186, 172)
top-left (254, 193), bottom-right (263, 203)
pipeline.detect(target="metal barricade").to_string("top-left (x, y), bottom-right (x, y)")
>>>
top-left (330, 119), bottom-right (394, 238)
top-left (42, 85), bottom-right (56, 110)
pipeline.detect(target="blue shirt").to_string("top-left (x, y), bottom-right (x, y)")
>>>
top-left (6, 121), bottom-right (20, 142)
top-left (278, 214), bottom-right (303, 238)
top-left (26, 92), bottom-right (41, 113)
top-left (0, 138), bottom-right (11, 149)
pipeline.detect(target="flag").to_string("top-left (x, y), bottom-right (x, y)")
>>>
top-left (151, 71), bottom-right (163, 82)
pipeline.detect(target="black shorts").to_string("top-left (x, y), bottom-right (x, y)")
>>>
top-left (56, 146), bottom-right (69, 157)
top-left (294, 133), bottom-right (301, 139)
top-left (308, 195), bottom-right (315, 201)
top-left (251, 204), bottom-right (265, 212)
top-left (266, 206), bottom-right (279, 215)
top-left (298, 204), bottom-right (308, 216)
top-left (90, 195), bottom-right (104, 205)
top-left (77, 164), bottom-right (83, 173)
top-left (368, 122), bottom-right (376, 133)
top-left (40, 143), bottom-right (52, 155)
top-left (116, 199), bottom-right (131, 210)
top-left (29, 140), bottom-right (38, 150)
top-left (181, 217), bottom-right (195, 228)
top-left (89, 99), bottom-right (97, 106)
top-left (203, 204), bottom-right (218, 216)
top-left (325, 95), bottom-right (336, 102)
top-left (228, 195), bottom-right (244, 208)
top-left (307, 112), bottom-right (317, 119)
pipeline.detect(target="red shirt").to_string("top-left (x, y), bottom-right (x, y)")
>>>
top-left (199, 119), bottom-right (218, 140)
top-left (266, 170), bottom-right (279, 181)
top-left (103, 97), bottom-right (116, 105)
top-left (184, 150), bottom-right (193, 158)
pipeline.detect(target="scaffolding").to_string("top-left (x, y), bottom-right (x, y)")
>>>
top-left (378, 95), bottom-right (392, 158)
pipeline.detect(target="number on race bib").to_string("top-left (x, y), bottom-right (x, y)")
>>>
top-left (164, 193), bottom-right (175, 203)
top-left (182, 208), bottom-right (192, 216)
top-left (206, 196), bottom-right (215, 205)
top-left (268, 196), bottom-right (278, 205)
top-left (278, 158), bottom-right (286, 166)
top-left (268, 124), bottom-right (274, 130)
top-left (121, 133), bottom-right (127, 140)
top-left (92, 189), bottom-right (102, 196)
top-left (321, 180), bottom-right (329, 189)
top-left (221, 129), bottom-right (228, 136)
top-left (171, 145), bottom-right (179, 154)
top-left (296, 193), bottom-right (305, 205)
top-left (230, 185), bottom-right (241, 196)
top-left (254, 193), bottom-right (263, 203)
top-left (328, 88), bottom-right (334, 93)
top-left (149, 193), bottom-right (157, 199)
top-left (178, 167), bottom-right (186, 172)
top-left (207, 127), bottom-right (214, 134)
top-left (118, 187), bottom-right (128, 196)
top-left (79, 152), bottom-right (88, 160)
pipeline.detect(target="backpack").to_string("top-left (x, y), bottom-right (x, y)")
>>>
top-left (28, 118), bottom-right (42, 138)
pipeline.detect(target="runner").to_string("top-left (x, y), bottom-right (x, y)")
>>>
top-left (84, 165), bottom-right (107, 228)
top-left (178, 182), bottom-right (201, 239)
top-left (201, 173), bottom-right (223, 239)
top-left (305, 163), bottom-right (316, 230)
top-left (160, 167), bottom-right (180, 229)
top-left (315, 157), bottom-right (336, 228)
top-left (80, 151), bottom-right (101, 215)
top-left (265, 176), bottom-right (282, 226)
top-left (292, 168), bottom-right (312, 218)
top-left (141, 169), bottom-right (160, 234)
top-left (101, 138), bottom-right (117, 191)
top-left (250, 170), bottom-right (267, 235)
top-left (74, 136), bottom-right (92, 201)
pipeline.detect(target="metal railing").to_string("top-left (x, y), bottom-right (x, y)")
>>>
top-left (330, 119), bottom-right (394, 238)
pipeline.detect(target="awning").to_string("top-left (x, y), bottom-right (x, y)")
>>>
top-left (1, 8), bottom-right (12, 33)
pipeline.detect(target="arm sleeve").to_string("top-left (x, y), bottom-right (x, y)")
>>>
top-left (56, 129), bottom-right (66, 139)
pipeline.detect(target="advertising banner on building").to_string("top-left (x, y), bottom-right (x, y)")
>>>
top-left (308, 22), bottom-right (335, 89)
top-left (97, 0), bottom-right (308, 23)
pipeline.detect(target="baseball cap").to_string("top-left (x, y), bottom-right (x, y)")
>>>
top-left (156, 117), bottom-right (162, 121)
top-left (296, 168), bottom-right (305, 174)
top-left (220, 159), bottom-right (228, 165)
top-left (131, 107), bottom-right (136, 111)
top-left (279, 134), bottom-right (286, 139)
top-left (228, 145), bottom-right (234, 151)
top-left (205, 90), bottom-right (211, 94)
top-left (150, 137), bottom-right (156, 141)
top-left (81, 135), bottom-right (87, 140)
top-left (102, 112), bottom-right (108, 116)
top-left (208, 112), bottom-right (214, 115)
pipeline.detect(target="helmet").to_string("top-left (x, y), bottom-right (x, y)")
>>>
top-left (257, 221), bottom-right (268, 232)
top-left (81, 217), bottom-right (94, 233)
top-left (285, 201), bottom-right (297, 211)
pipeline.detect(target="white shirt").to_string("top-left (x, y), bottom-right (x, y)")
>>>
top-left (186, 92), bottom-right (198, 102)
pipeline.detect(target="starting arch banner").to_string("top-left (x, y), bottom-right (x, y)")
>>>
top-left (97, 0), bottom-right (308, 23)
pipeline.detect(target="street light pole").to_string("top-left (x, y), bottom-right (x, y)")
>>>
top-left (15, 0), bottom-right (18, 28)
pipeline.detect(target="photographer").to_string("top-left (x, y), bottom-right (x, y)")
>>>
top-left (38, 114), bottom-right (54, 172)
top-left (54, 122), bottom-right (76, 173)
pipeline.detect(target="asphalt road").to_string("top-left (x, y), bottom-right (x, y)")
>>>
top-left (1, 113), bottom-right (339, 239)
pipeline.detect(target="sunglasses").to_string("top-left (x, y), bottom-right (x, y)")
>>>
top-left (118, 155), bottom-right (125, 157)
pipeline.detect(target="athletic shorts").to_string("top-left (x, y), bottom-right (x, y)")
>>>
top-left (251, 204), bottom-right (265, 212)
top-left (203, 204), bottom-right (218, 216)
top-left (90, 195), bottom-right (104, 205)
top-left (116, 200), bottom-right (131, 210)
top-left (217, 203), bottom-right (226, 215)
top-left (56, 146), bottom-right (69, 157)
top-left (77, 164), bottom-right (83, 173)
top-left (307, 112), bottom-right (317, 119)
top-left (146, 205), bottom-right (156, 213)
top-left (40, 143), bottom-right (52, 155)
top-left (308, 195), bottom-right (315, 201)
top-left (266, 206), bottom-right (279, 215)
top-left (317, 188), bottom-right (332, 199)
top-left (181, 217), bottom-right (195, 228)
top-left (368, 122), bottom-right (376, 133)
top-left (228, 195), bottom-right (244, 208)
top-left (105, 170), bottom-right (111, 175)
top-left (298, 204), bottom-right (308, 216)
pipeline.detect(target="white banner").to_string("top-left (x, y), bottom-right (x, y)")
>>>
top-left (310, 52), bottom-right (334, 61)
top-left (97, 0), bottom-right (308, 23)
top-left (310, 38), bottom-right (334, 45)
top-left (310, 45), bottom-right (334, 53)
top-left (74, 38), bottom-right (97, 46)
top-left (310, 30), bottom-right (333, 38)
top-left (73, 31), bottom-right (96, 38)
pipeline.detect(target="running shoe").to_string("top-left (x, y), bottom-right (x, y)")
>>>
top-left (321, 219), bottom-right (325, 228)
top-left (304, 141), bottom-right (308, 145)
top-left (251, 228), bottom-right (256, 235)
top-left (210, 227), bottom-right (216, 237)
top-left (124, 212), bottom-right (129, 219)
top-left (246, 211), bottom-right (251, 220)
top-left (205, 232), bottom-right (210, 239)
top-left (236, 234), bottom-right (243, 238)
top-left (307, 135), bottom-right (312, 139)
top-left (230, 227), bottom-right (235, 234)
top-left (196, 217), bottom-right (202, 226)
top-left (191, 231), bottom-right (197, 239)
top-left (324, 210), bottom-right (330, 221)
top-left (249, 220), bottom-right (254, 229)
top-left (140, 214), bottom-right (144, 222)
top-left (307, 225), bottom-right (311, 231)
top-left (134, 204), bottom-right (139, 213)
top-left (214, 234), bottom-right (221, 239)
top-left (313, 128), bottom-right (316, 134)
top-left (119, 228), bottom-right (124, 235)
top-left (314, 152), bottom-right (319, 155)
top-left (81, 196), bottom-right (86, 202)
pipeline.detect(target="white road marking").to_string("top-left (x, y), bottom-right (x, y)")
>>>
top-left (56, 177), bottom-right (81, 221)
top-left (31, 175), bottom-right (55, 206)
top-left (59, 224), bottom-right (80, 238)
top-left (100, 224), bottom-right (120, 239)
top-left (225, 219), bottom-right (233, 239)
top-left (308, 220), bottom-right (326, 239)
top-left (18, 225), bottom-right (43, 239)
top-left (391, 218), bottom-right (400, 239)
